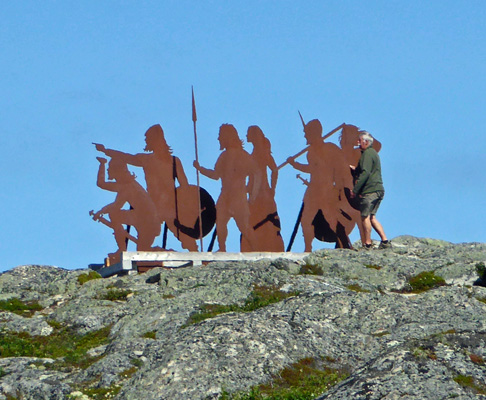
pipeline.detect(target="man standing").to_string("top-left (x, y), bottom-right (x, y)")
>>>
top-left (351, 131), bottom-right (391, 249)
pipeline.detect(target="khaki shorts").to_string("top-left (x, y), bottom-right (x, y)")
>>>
top-left (360, 191), bottom-right (384, 218)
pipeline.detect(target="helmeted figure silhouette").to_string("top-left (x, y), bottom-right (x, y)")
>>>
top-left (287, 119), bottom-right (356, 251)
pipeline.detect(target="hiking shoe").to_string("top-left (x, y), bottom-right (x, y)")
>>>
top-left (379, 240), bottom-right (392, 249)
top-left (362, 243), bottom-right (373, 250)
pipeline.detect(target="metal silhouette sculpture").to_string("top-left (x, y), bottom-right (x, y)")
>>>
top-left (92, 124), bottom-right (215, 258)
top-left (90, 91), bottom-right (385, 257)
top-left (90, 157), bottom-right (161, 264)
top-left (241, 125), bottom-right (284, 252)
top-left (284, 118), bottom-right (363, 251)
top-left (194, 124), bottom-right (256, 252)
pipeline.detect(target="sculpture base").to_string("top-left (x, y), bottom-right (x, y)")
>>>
top-left (91, 251), bottom-right (310, 278)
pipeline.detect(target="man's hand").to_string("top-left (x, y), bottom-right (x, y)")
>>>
top-left (96, 157), bottom-right (107, 164)
top-left (89, 209), bottom-right (103, 221)
top-left (286, 156), bottom-right (296, 166)
top-left (93, 143), bottom-right (106, 152)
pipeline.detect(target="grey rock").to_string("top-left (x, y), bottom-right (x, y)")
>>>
top-left (0, 236), bottom-right (485, 400)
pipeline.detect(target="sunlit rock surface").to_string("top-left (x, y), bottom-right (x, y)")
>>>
top-left (0, 236), bottom-right (485, 399)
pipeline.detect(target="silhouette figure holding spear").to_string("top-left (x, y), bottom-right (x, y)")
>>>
top-left (285, 117), bottom-right (355, 251)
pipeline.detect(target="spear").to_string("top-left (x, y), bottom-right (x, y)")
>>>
top-left (192, 86), bottom-right (204, 251)
top-left (298, 110), bottom-right (305, 128)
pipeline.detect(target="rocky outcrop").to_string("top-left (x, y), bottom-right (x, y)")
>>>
top-left (0, 236), bottom-right (485, 399)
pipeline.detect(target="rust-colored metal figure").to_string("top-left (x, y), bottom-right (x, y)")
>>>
top-left (286, 119), bottom-right (360, 251)
top-left (90, 157), bottom-right (161, 264)
top-left (241, 125), bottom-right (284, 252)
top-left (194, 124), bottom-right (255, 252)
top-left (94, 124), bottom-right (205, 251)
top-left (339, 124), bottom-right (363, 170)
top-left (90, 106), bottom-right (384, 258)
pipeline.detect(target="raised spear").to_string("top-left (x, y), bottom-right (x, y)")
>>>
top-left (192, 86), bottom-right (204, 251)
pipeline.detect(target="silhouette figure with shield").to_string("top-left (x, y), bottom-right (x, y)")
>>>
top-left (286, 119), bottom-right (357, 251)
top-left (95, 124), bottom-right (215, 251)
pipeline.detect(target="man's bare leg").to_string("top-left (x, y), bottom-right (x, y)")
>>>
top-left (234, 208), bottom-right (254, 252)
top-left (370, 215), bottom-right (387, 242)
top-left (300, 208), bottom-right (315, 252)
top-left (356, 218), bottom-right (367, 245)
top-left (216, 211), bottom-right (231, 252)
top-left (361, 216), bottom-right (372, 246)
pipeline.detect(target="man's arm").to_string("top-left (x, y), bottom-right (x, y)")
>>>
top-left (267, 156), bottom-right (278, 193)
top-left (194, 160), bottom-right (220, 180)
top-left (96, 157), bottom-right (116, 192)
top-left (286, 156), bottom-right (311, 173)
top-left (175, 157), bottom-right (189, 186)
top-left (94, 144), bottom-right (145, 167)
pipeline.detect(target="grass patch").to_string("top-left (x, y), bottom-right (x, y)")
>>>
top-left (346, 284), bottom-right (370, 293)
top-left (412, 346), bottom-right (437, 360)
top-left (454, 375), bottom-right (486, 395)
top-left (47, 319), bottom-right (64, 330)
top-left (143, 330), bottom-right (157, 339)
top-left (0, 324), bottom-right (111, 370)
top-left (0, 298), bottom-right (43, 317)
top-left (79, 385), bottom-right (121, 400)
top-left (118, 366), bottom-right (138, 379)
top-left (220, 357), bottom-right (348, 399)
top-left (184, 285), bottom-right (299, 327)
top-left (130, 358), bottom-right (144, 368)
top-left (99, 289), bottom-right (132, 301)
top-left (371, 330), bottom-right (390, 337)
top-left (299, 263), bottom-right (324, 276)
top-left (365, 264), bottom-right (382, 270)
top-left (77, 270), bottom-right (102, 285)
top-left (399, 271), bottom-right (446, 293)
top-left (476, 262), bottom-right (486, 279)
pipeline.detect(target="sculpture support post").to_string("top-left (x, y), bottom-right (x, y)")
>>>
top-left (192, 86), bottom-right (204, 251)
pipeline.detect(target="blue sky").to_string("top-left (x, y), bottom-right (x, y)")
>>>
top-left (1, 1), bottom-right (485, 272)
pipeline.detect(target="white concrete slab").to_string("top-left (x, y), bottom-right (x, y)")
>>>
top-left (94, 251), bottom-right (310, 277)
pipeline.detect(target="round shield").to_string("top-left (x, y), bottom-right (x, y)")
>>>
top-left (312, 210), bottom-right (338, 242)
top-left (174, 185), bottom-right (216, 239)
